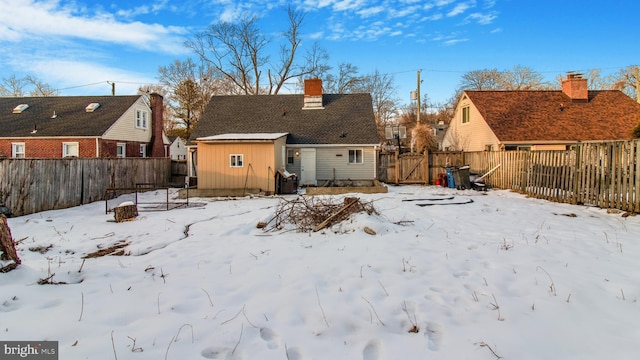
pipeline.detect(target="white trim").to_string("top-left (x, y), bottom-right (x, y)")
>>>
top-left (229, 154), bottom-right (244, 168)
top-left (197, 133), bottom-right (288, 141)
top-left (116, 143), bottom-right (126, 158)
top-left (62, 142), bottom-right (79, 157)
top-left (11, 142), bottom-right (25, 158)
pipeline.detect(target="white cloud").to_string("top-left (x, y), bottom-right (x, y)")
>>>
top-left (0, 0), bottom-right (187, 54)
top-left (447, 3), bottom-right (472, 17)
top-left (466, 12), bottom-right (497, 25)
top-left (444, 38), bottom-right (468, 45)
top-left (357, 6), bottom-right (384, 18)
top-left (25, 58), bottom-right (156, 95)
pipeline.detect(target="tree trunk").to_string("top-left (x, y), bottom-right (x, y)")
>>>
top-left (0, 214), bottom-right (21, 272)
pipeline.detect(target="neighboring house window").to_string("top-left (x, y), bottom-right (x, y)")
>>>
top-left (12, 143), bottom-right (25, 158)
top-left (140, 144), bottom-right (147, 158)
top-left (62, 142), bottom-right (79, 157)
top-left (485, 145), bottom-right (493, 151)
top-left (287, 149), bottom-right (295, 164)
top-left (117, 143), bottom-right (126, 158)
top-left (136, 110), bottom-right (149, 129)
top-left (462, 106), bottom-right (470, 124)
top-left (348, 149), bottom-right (363, 164)
top-left (230, 154), bottom-right (244, 168)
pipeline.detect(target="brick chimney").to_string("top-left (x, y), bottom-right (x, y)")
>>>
top-left (562, 73), bottom-right (588, 102)
top-left (303, 78), bottom-right (324, 109)
top-left (149, 93), bottom-right (166, 157)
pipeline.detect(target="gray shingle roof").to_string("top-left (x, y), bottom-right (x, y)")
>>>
top-left (0, 96), bottom-right (141, 137)
top-left (192, 94), bottom-right (380, 145)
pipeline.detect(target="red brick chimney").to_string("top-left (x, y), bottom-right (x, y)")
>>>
top-left (149, 93), bottom-right (166, 157)
top-left (562, 73), bottom-right (588, 102)
top-left (303, 78), bottom-right (324, 109)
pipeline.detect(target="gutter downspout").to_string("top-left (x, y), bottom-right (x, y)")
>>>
top-left (95, 138), bottom-right (100, 157)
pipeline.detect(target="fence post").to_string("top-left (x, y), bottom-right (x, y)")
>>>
top-left (395, 148), bottom-right (400, 185)
top-left (572, 143), bottom-right (582, 205)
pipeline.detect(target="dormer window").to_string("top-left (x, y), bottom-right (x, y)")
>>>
top-left (13, 104), bottom-right (29, 113)
top-left (136, 109), bottom-right (149, 129)
top-left (85, 103), bottom-right (100, 112)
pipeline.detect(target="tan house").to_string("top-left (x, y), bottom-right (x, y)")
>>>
top-left (443, 74), bottom-right (640, 151)
top-left (190, 79), bottom-right (380, 195)
top-left (0, 94), bottom-right (169, 158)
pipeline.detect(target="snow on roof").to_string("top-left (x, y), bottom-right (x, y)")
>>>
top-left (196, 132), bottom-right (289, 141)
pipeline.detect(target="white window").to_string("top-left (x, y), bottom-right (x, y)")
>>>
top-left (140, 144), bottom-right (147, 158)
top-left (462, 106), bottom-right (470, 124)
top-left (136, 110), bottom-right (149, 129)
top-left (348, 149), bottom-right (363, 164)
top-left (62, 142), bottom-right (79, 157)
top-left (230, 154), bottom-right (244, 168)
top-left (12, 142), bottom-right (25, 158)
top-left (116, 143), bottom-right (126, 158)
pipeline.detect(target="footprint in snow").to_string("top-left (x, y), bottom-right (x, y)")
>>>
top-left (259, 327), bottom-right (280, 349)
top-left (363, 339), bottom-right (382, 360)
top-left (426, 323), bottom-right (443, 351)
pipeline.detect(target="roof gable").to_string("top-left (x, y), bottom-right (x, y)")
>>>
top-left (192, 94), bottom-right (380, 145)
top-left (464, 90), bottom-right (640, 142)
top-left (0, 95), bottom-right (142, 138)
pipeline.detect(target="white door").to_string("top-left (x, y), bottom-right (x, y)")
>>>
top-left (300, 148), bottom-right (317, 185)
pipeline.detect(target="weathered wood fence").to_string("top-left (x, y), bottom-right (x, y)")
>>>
top-left (380, 140), bottom-right (640, 213)
top-left (0, 158), bottom-right (172, 216)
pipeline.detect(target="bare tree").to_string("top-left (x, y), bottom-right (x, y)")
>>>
top-left (155, 58), bottom-right (230, 139)
top-left (185, 6), bottom-right (327, 95)
top-left (459, 68), bottom-right (502, 90)
top-left (460, 66), bottom-right (550, 91)
top-left (1, 75), bottom-right (58, 96)
top-left (323, 63), bottom-right (366, 93)
top-left (361, 70), bottom-right (399, 140)
top-left (499, 65), bottom-right (550, 90)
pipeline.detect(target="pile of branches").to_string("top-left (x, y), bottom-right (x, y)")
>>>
top-left (262, 196), bottom-right (378, 232)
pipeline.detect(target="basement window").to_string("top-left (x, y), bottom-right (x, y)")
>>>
top-left (12, 143), bottom-right (25, 158)
top-left (230, 154), bottom-right (244, 168)
top-left (116, 143), bottom-right (126, 158)
top-left (62, 142), bottom-right (79, 157)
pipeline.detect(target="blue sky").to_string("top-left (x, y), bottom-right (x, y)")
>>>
top-left (1, 0), bottom-right (638, 106)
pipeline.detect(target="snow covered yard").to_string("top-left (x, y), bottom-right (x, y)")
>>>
top-left (2, 185), bottom-right (639, 360)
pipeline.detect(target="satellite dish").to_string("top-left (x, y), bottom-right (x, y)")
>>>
top-left (385, 125), bottom-right (407, 140)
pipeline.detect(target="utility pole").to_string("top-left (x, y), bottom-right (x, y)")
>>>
top-left (416, 70), bottom-right (421, 124)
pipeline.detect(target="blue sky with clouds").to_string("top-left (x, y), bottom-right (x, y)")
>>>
top-left (1, 0), bottom-right (638, 106)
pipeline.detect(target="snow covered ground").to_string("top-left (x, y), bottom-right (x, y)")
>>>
top-left (2, 185), bottom-right (639, 360)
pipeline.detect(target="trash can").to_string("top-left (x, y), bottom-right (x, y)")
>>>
top-left (438, 173), bottom-right (448, 187)
top-left (445, 167), bottom-right (456, 188)
top-left (275, 169), bottom-right (298, 194)
top-left (453, 165), bottom-right (471, 190)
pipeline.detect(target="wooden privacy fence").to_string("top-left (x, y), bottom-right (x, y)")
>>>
top-left (424, 140), bottom-right (640, 212)
top-left (0, 158), bottom-right (171, 216)
top-left (378, 151), bottom-right (428, 184)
